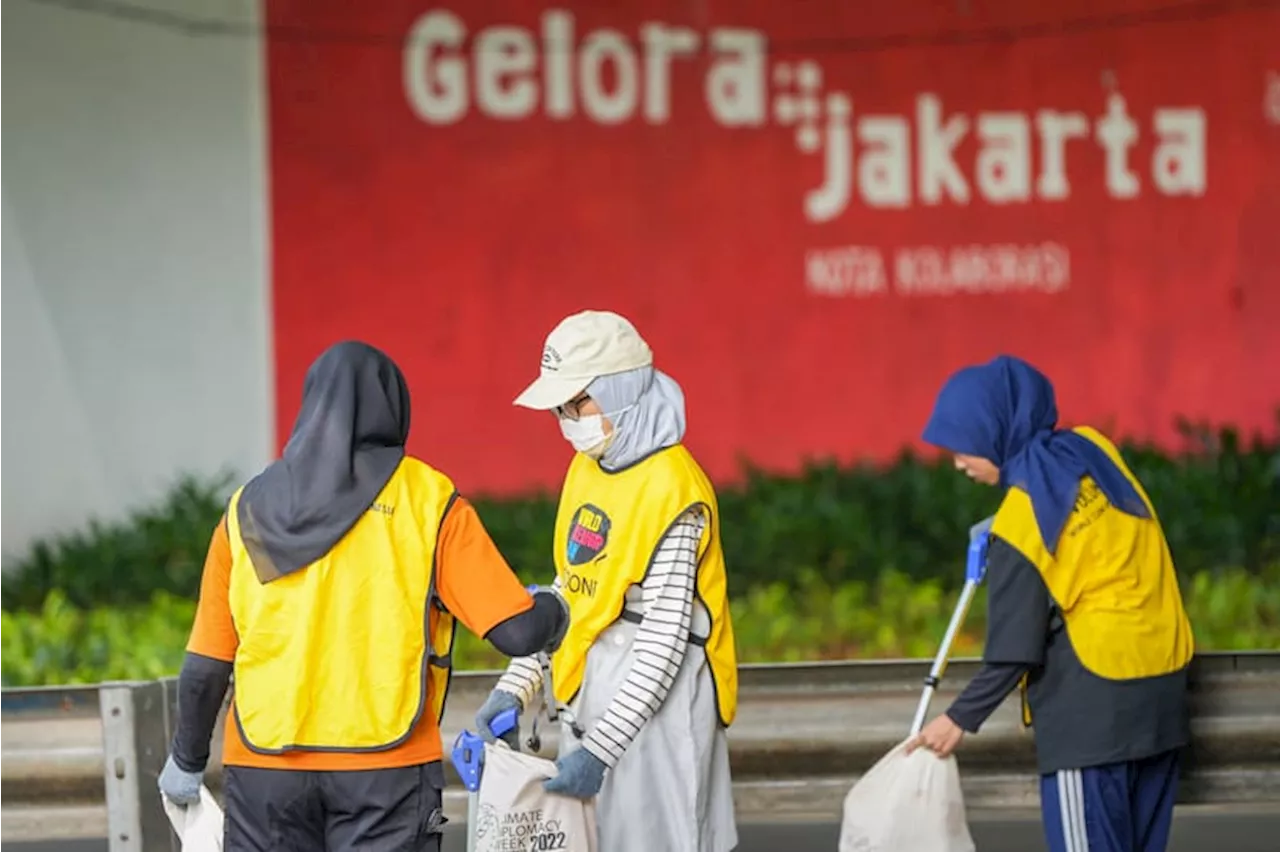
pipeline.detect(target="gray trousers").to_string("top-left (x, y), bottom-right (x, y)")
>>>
top-left (223, 761), bottom-right (446, 851)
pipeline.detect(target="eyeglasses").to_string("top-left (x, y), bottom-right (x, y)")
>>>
top-left (555, 393), bottom-right (592, 421)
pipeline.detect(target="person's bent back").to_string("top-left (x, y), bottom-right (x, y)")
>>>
top-left (158, 341), bottom-right (567, 852)
top-left (988, 424), bottom-right (1194, 771)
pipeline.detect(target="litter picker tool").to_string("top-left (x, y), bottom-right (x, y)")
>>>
top-left (521, 584), bottom-right (583, 753)
top-left (456, 583), bottom-right (582, 852)
top-left (452, 706), bottom-right (519, 852)
top-left (523, 581), bottom-right (583, 753)
top-left (840, 520), bottom-right (990, 852)
top-left (909, 516), bottom-right (994, 737)
top-left (525, 649), bottom-right (584, 754)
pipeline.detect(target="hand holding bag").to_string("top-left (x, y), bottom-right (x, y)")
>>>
top-left (162, 784), bottom-right (224, 852)
top-left (838, 738), bottom-right (976, 852)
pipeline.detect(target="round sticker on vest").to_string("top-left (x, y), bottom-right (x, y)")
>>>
top-left (566, 504), bottom-right (611, 566)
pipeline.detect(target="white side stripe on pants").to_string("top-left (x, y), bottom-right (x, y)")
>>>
top-left (1057, 769), bottom-right (1090, 852)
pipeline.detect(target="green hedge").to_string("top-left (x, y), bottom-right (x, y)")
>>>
top-left (2, 423), bottom-right (1277, 612)
top-left (5, 565), bottom-right (1277, 688)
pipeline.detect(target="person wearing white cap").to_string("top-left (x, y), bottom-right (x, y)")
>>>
top-left (475, 309), bottom-right (740, 851)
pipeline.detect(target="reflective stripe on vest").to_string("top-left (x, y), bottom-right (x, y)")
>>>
top-left (550, 445), bottom-right (739, 727)
top-left (225, 457), bottom-right (458, 754)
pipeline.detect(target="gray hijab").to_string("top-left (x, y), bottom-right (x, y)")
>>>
top-left (587, 366), bottom-right (687, 471)
top-left (237, 341), bottom-right (411, 583)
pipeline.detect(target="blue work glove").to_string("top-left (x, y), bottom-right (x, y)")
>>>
top-left (157, 754), bottom-right (202, 805)
top-left (543, 746), bottom-right (607, 799)
top-left (475, 689), bottom-right (523, 750)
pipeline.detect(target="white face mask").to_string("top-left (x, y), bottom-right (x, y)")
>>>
top-left (559, 413), bottom-right (612, 459)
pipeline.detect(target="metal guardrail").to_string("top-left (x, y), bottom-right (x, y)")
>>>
top-left (3, 652), bottom-right (1280, 850)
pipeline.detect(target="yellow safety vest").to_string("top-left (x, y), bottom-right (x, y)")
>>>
top-left (225, 457), bottom-right (458, 754)
top-left (991, 427), bottom-right (1195, 727)
top-left (550, 445), bottom-right (739, 727)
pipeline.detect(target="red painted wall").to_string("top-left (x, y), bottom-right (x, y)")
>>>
top-left (266, 0), bottom-right (1280, 495)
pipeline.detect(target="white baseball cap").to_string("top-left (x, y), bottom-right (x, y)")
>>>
top-left (513, 310), bottom-right (654, 410)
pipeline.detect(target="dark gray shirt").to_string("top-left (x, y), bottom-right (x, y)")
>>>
top-left (947, 536), bottom-right (1190, 774)
top-left (947, 536), bottom-right (1049, 732)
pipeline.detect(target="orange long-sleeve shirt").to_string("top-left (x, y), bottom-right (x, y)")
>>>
top-left (186, 496), bottom-right (532, 770)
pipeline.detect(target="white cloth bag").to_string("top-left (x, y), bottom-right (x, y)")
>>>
top-left (162, 785), bottom-right (224, 852)
top-left (838, 739), bottom-right (976, 852)
top-left (476, 742), bottom-right (598, 852)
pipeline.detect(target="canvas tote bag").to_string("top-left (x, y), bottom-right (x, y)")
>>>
top-left (476, 742), bottom-right (599, 852)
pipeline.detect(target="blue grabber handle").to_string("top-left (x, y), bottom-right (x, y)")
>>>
top-left (451, 707), bottom-right (519, 793)
top-left (908, 514), bottom-right (995, 737)
top-left (966, 515), bottom-right (994, 585)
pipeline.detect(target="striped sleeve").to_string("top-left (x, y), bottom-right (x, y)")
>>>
top-left (495, 655), bottom-right (544, 710)
top-left (581, 507), bottom-right (704, 769)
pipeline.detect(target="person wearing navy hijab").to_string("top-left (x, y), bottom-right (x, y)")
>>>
top-left (908, 355), bottom-right (1194, 852)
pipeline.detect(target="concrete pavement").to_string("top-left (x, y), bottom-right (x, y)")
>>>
top-left (6, 809), bottom-right (1280, 852)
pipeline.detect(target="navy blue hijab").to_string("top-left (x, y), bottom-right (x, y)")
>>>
top-left (922, 355), bottom-right (1150, 554)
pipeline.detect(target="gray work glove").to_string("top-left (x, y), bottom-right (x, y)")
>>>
top-left (157, 754), bottom-right (202, 805)
top-left (544, 746), bottom-right (607, 799)
top-left (475, 689), bottom-right (524, 750)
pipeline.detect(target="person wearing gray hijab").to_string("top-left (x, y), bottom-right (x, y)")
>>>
top-left (585, 364), bottom-right (688, 471)
top-left (477, 310), bottom-right (740, 852)
top-left (157, 341), bottom-right (568, 852)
